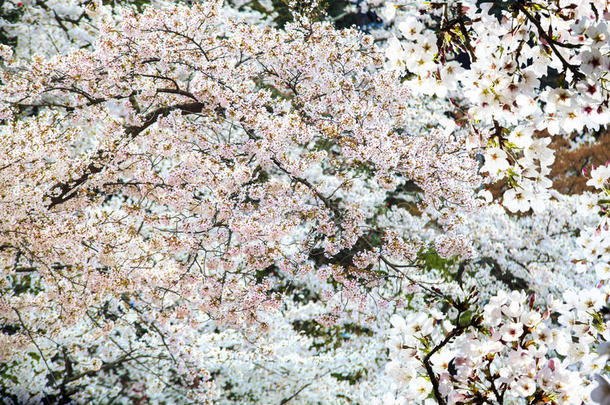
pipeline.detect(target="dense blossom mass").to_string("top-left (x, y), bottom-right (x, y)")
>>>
top-left (0, 0), bottom-right (609, 403)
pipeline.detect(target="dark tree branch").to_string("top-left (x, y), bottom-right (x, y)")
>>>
top-left (515, 2), bottom-right (584, 82)
top-left (47, 101), bottom-right (205, 209)
top-left (279, 382), bottom-right (313, 404)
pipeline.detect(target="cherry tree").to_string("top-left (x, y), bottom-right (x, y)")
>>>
top-left (372, 0), bottom-right (610, 403)
top-left (0, 0), bottom-right (609, 403)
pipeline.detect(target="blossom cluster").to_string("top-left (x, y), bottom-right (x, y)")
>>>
top-left (381, 0), bottom-right (609, 214)
top-left (384, 288), bottom-right (608, 404)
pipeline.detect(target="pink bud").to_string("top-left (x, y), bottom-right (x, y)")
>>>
top-left (529, 293), bottom-right (536, 309)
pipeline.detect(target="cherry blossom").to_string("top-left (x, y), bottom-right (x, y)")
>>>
top-left (1, 0), bottom-right (609, 403)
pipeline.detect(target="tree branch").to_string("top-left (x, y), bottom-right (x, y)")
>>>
top-left (47, 101), bottom-right (205, 209)
top-left (515, 2), bottom-right (584, 82)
